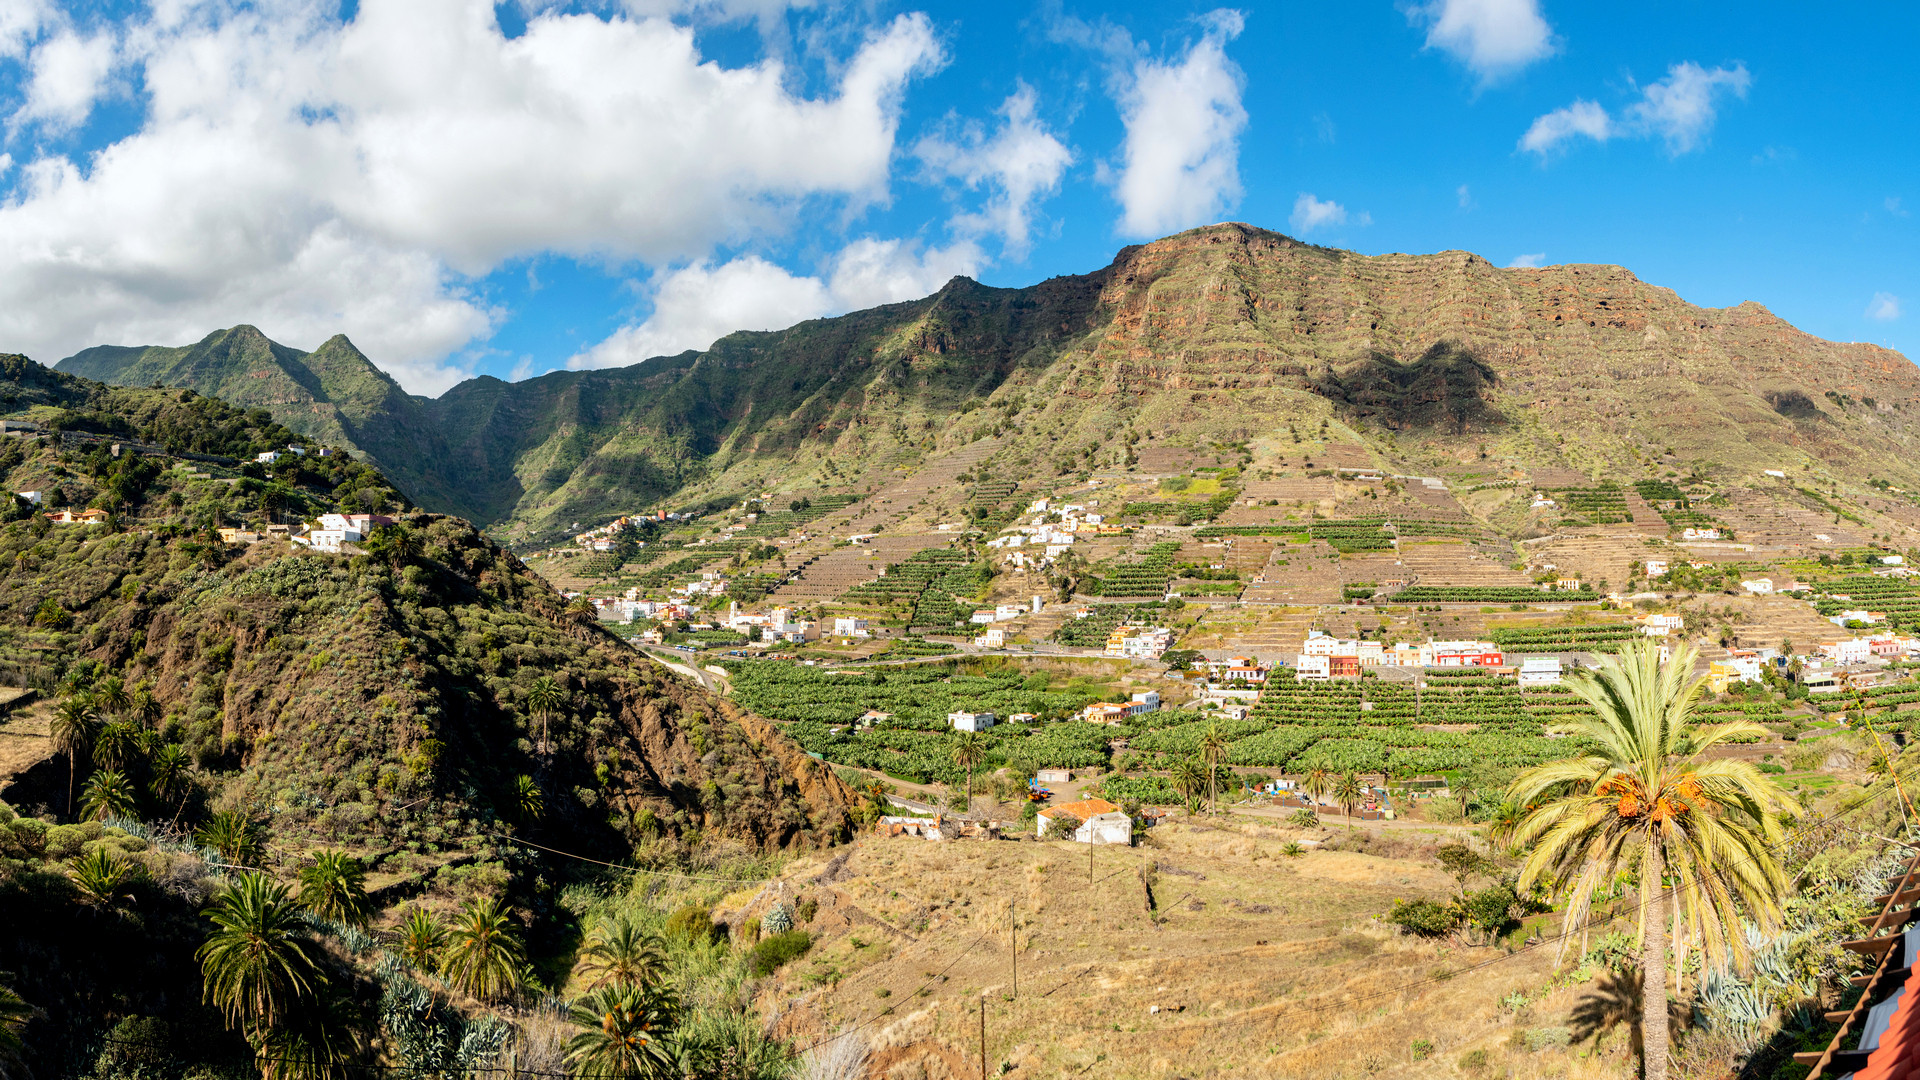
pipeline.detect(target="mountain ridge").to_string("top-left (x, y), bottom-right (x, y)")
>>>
top-left (54, 222), bottom-right (1920, 543)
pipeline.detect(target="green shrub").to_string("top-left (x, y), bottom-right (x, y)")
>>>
top-left (664, 903), bottom-right (725, 946)
top-left (1457, 1049), bottom-right (1489, 1073)
top-left (746, 930), bottom-right (812, 976)
top-left (797, 898), bottom-right (818, 923)
top-left (738, 916), bottom-right (761, 943)
top-left (45, 821), bottom-right (104, 859)
top-left (1410, 1038), bottom-right (1432, 1061)
top-left (1386, 898), bottom-right (1456, 936)
top-left (1462, 885), bottom-right (1518, 933)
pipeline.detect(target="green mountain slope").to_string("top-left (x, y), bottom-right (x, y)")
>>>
top-left (0, 354), bottom-right (852, 1067)
top-left (57, 223), bottom-right (1920, 545)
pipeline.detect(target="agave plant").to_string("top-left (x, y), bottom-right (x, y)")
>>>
top-left (762, 904), bottom-right (794, 935)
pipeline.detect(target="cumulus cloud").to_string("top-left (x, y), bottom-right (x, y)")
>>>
top-left (1456, 183), bottom-right (1472, 209)
top-left (1624, 61), bottom-right (1752, 154)
top-left (915, 84), bottom-right (1074, 258)
top-left (569, 237), bottom-right (981, 370)
top-left (0, 0), bottom-right (53, 60)
top-left (1507, 252), bottom-right (1546, 268)
top-left (0, 1), bottom-right (944, 391)
top-left (1289, 193), bottom-right (1347, 234)
top-left (1096, 10), bottom-right (1248, 238)
top-left (1867, 292), bottom-right (1901, 321)
top-left (1518, 100), bottom-right (1612, 155)
top-left (1521, 62), bottom-right (1749, 157)
top-left (1408, 0), bottom-right (1555, 80)
top-left (13, 29), bottom-right (117, 131)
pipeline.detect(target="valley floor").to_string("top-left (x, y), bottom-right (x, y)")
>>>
top-left (746, 817), bottom-right (1643, 1080)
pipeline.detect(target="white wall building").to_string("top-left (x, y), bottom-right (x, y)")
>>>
top-left (949, 711), bottom-right (996, 733)
top-left (1517, 656), bottom-right (1562, 687)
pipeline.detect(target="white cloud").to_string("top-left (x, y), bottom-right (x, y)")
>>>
top-left (1507, 252), bottom-right (1545, 268)
top-left (1289, 193), bottom-right (1346, 234)
top-left (915, 84), bottom-right (1074, 258)
top-left (1624, 61), bottom-right (1751, 154)
top-left (825, 237), bottom-right (982, 309)
top-left (1456, 183), bottom-right (1472, 209)
top-left (0, 0), bottom-right (53, 60)
top-left (1107, 10), bottom-right (1248, 238)
top-left (1408, 0), bottom-right (1555, 80)
top-left (1518, 99), bottom-right (1611, 155)
top-left (1885, 197), bottom-right (1908, 218)
top-left (1867, 292), bottom-right (1901, 321)
top-left (0, 1), bottom-right (944, 391)
top-left (568, 237), bottom-right (981, 370)
top-left (1521, 62), bottom-right (1749, 157)
top-left (13, 28), bottom-right (117, 131)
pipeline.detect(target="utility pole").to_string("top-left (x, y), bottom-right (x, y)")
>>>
top-left (1010, 902), bottom-right (1017, 998)
top-left (979, 996), bottom-right (988, 1080)
top-left (1089, 838), bottom-right (1095, 885)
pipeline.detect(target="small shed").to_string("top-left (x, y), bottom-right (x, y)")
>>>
top-left (1035, 767), bottom-right (1073, 784)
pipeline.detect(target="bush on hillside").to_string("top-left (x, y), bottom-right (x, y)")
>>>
top-left (745, 930), bottom-right (812, 977)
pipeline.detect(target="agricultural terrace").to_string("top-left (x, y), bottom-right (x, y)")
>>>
top-left (1090, 541), bottom-right (1182, 597)
top-left (837, 547), bottom-right (990, 631)
top-left (1050, 602), bottom-right (1179, 647)
top-left (1815, 574), bottom-right (1920, 631)
top-left (1543, 485), bottom-right (1630, 524)
top-left (1485, 623), bottom-right (1642, 653)
top-left (1196, 516), bottom-right (1476, 552)
top-left (718, 661), bottom-right (1121, 784)
top-left (1393, 585), bottom-right (1598, 604)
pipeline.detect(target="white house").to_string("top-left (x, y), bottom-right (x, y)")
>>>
top-left (1294, 655), bottom-right (1331, 681)
top-left (304, 528), bottom-right (360, 552)
top-left (256, 451), bottom-right (281, 465)
top-left (1128, 690), bottom-right (1160, 714)
top-left (1035, 767), bottom-right (1073, 783)
top-left (1819, 639), bottom-right (1873, 665)
top-left (1645, 559), bottom-right (1669, 577)
top-left (15, 491), bottom-right (39, 505)
top-left (1741, 579), bottom-right (1774, 595)
top-left (1517, 656), bottom-right (1563, 687)
top-left (949, 711), bottom-right (996, 733)
top-left (832, 617), bottom-right (870, 638)
top-left (973, 625), bottom-right (1007, 649)
top-left (1036, 798), bottom-right (1132, 845)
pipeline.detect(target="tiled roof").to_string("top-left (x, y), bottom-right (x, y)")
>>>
top-left (1041, 798), bottom-right (1122, 820)
top-left (1802, 852), bottom-right (1920, 1079)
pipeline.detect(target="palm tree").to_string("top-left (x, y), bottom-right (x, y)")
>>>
top-left (297, 851), bottom-right (373, 927)
top-left (566, 983), bottom-right (679, 1079)
top-left (1198, 722), bottom-right (1230, 811)
top-left (397, 906), bottom-right (447, 970)
top-left (363, 522), bottom-right (423, 570)
top-left (0, 983), bottom-right (33, 1078)
top-left (93, 721), bottom-right (144, 773)
top-left (49, 695), bottom-right (99, 817)
top-left (513, 774), bottom-right (544, 822)
top-left (70, 847), bottom-right (141, 906)
top-left (1302, 766), bottom-right (1332, 808)
top-left (439, 895), bottom-right (524, 1001)
top-left (93, 675), bottom-right (130, 719)
top-left (527, 675), bottom-right (564, 755)
top-left (198, 875), bottom-right (323, 1046)
top-left (80, 769), bottom-right (138, 821)
top-left (197, 811), bottom-right (268, 868)
top-left (151, 744), bottom-right (192, 822)
top-left (1503, 640), bottom-right (1800, 1080)
top-left (949, 731), bottom-right (986, 815)
top-left (1333, 772), bottom-right (1363, 830)
top-left (1170, 757), bottom-right (1207, 810)
top-left (575, 917), bottom-right (668, 991)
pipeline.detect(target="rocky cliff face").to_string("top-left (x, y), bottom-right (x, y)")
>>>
top-left (55, 223), bottom-right (1920, 537)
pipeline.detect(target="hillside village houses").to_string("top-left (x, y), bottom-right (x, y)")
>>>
top-left (293, 511), bottom-right (394, 552)
top-left (1105, 625), bottom-right (1174, 659)
top-left (1080, 691), bottom-right (1160, 724)
top-left (1294, 631), bottom-right (1504, 678)
top-left (47, 508), bottom-right (110, 526)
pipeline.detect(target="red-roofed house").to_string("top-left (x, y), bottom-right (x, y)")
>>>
top-left (1036, 797), bottom-right (1132, 844)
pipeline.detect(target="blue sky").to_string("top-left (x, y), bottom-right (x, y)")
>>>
top-left (0, 1), bottom-right (1911, 394)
